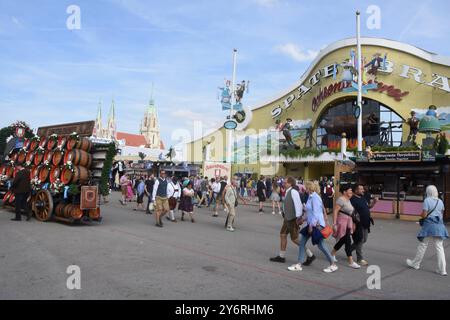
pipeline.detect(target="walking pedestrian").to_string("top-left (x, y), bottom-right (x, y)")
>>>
top-left (152, 170), bottom-right (170, 228)
top-left (145, 174), bottom-right (155, 214)
top-left (288, 181), bottom-right (338, 273)
top-left (10, 164), bottom-right (31, 221)
top-left (257, 176), bottom-right (267, 214)
top-left (133, 177), bottom-right (145, 211)
top-left (179, 180), bottom-right (196, 223)
top-left (350, 184), bottom-right (377, 266)
top-left (119, 174), bottom-right (130, 205)
top-left (224, 178), bottom-right (247, 232)
top-left (270, 177), bottom-right (316, 265)
top-left (212, 178), bottom-right (222, 217)
top-left (324, 181), bottom-right (335, 215)
top-left (167, 176), bottom-right (180, 222)
top-left (270, 179), bottom-right (282, 215)
top-left (331, 185), bottom-right (361, 269)
top-left (406, 185), bottom-right (448, 276)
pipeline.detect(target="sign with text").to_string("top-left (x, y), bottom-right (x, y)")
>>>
top-left (369, 151), bottom-right (421, 162)
top-left (37, 121), bottom-right (95, 138)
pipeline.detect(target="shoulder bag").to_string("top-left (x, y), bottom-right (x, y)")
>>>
top-left (419, 200), bottom-right (439, 226)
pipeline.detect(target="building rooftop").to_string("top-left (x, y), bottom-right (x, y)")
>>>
top-left (116, 132), bottom-right (148, 147)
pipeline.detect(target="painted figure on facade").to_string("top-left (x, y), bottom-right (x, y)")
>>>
top-left (219, 80), bottom-right (232, 110)
top-left (276, 118), bottom-right (300, 150)
top-left (405, 111), bottom-right (420, 144)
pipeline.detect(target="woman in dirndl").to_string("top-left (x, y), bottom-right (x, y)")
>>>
top-left (179, 180), bottom-right (195, 223)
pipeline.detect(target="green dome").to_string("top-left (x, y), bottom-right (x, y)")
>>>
top-left (418, 116), bottom-right (441, 133)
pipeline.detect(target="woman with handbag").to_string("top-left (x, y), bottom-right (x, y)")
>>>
top-left (331, 185), bottom-right (361, 269)
top-left (288, 181), bottom-right (338, 273)
top-left (406, 185), bottom-right (448, 276)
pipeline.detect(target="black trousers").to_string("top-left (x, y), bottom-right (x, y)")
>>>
top-left (14, 193), bottom-right (29, 220)
top-left (334, 232), bottom-right (353, 257)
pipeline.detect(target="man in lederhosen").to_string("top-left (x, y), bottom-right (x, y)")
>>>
top-left (152, 170), bottom-right (170, 228)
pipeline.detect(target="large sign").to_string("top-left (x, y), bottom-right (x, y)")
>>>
top-left (369, 151), bottom-right (421, 162)
top-left (37, 121), bottom-right (95, 137)
top-left (203, 162), bottom-right (231, 181)
top-left (271, 58), bottom-right (450, 119)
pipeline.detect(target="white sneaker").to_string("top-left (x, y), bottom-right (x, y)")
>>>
top-left (349, 262), bottom-right (361, 269)
top-left (272, 211), bottom-right (275, 215)
top-left (323, 265), bottom-right (338, 273)
top-left (406, 259), bottom-right (420, 270)
top-left (288, 263), bottom-right (303, 271)
top-left (226, 226), bottom-right (235, 232)
top-left (436, 270), bottom-right (447, 276)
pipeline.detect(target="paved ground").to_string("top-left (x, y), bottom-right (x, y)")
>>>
top-left (0, 192), bottom-right (449, 300)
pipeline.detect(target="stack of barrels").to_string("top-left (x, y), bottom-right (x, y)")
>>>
top-left (0, 135), bottom-right (93, 186)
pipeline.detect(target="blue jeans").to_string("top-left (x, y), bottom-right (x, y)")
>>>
top-left (298, 232), bottom-right (333, 265)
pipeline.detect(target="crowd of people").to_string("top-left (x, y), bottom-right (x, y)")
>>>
top-left (4, 161), bottom-right (446, 276)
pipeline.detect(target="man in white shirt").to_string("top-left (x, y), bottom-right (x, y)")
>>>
top-left (270, 177), bottom-right (315, 265)
top-left (152, 170), bottom-right (173, 228)
top-left (212, 178), bottom-right (222, 216)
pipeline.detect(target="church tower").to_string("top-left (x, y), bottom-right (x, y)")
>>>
top-left (106, 99), bottom-right (117, 140)
top-left (93, 100), bottom-right (103, 138)
top-left (140, 88), bottom-right (161, 149)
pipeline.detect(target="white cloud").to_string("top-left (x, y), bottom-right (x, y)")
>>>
top-left (274, 43), bottom-right (318, 62)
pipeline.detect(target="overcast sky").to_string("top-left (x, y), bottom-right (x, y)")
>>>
top-left (0, 0), bottom-right (449, 147)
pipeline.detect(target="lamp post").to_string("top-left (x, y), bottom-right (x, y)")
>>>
top-left (226, 49), bottom-right (238, 164)
top-left (356, 11), bottom-right (363, 152)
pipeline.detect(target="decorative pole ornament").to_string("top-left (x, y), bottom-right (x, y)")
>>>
top-left (356, 11), bottom-right (363, 152)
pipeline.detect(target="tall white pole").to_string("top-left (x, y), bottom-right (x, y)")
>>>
top-left (356, 11), bottom-right (363, 152)
top-left (227, 49), bottom-right (238, 164)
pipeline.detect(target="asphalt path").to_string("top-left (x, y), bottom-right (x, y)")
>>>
top-left (0, 192), bottom-right (449, 300)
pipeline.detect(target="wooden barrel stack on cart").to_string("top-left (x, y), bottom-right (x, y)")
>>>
top-left (1, 132), bottom-right (102, 224)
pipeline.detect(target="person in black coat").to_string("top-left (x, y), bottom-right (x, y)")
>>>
top-left (257, 176), bottom-right (267, 213)
top-left (11, 164), bottom-right (31, 221)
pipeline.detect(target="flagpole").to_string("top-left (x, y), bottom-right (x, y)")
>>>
top-left (356, 11), bottom-right (363, 152)
top-left (227, 49), bottom-right (237, 164)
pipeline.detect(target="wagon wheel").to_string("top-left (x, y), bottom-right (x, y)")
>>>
top-left (32, 190), bottom-right (54, 222)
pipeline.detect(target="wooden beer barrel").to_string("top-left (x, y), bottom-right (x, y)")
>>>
top-left (61, 166), bottom-right (90, 185)
top-left (88, 207), bottom-right (101, 219)
top-left (30, 166), bottom-right (40, 179)
top-left (2, 165), bottom-right (15, 178)
top-left (34, 151), bottom-right (44, 166)
top-left (55, 204), bottom-right (83, 220)
top-left (25, 151), bottom-right (35, 164)
top-left (46, 137), bottom-right (58, 151)
top-left (49, 166), bottom-right (62, 184)
top-left (64, 149), bottom-right (92, 168)
top-left (39, 166), bottom-right (51, 182)
top-left (9, 150), bottom-right (18, 162)
top-left (67, 137), bottom-right (92, 152)
top-left (23, 138), bottom-right (31, 150)
top-left (29, 139), bottom-right (40, 151)
top-left (39, 137), bottom-right (48, 149)
top-left (52, 149), bottom-right (64, 166)
top-left (57, 136), bottom-right (67, 149)
top-left (3, 191), bottom-right (14, 205)
top-left (44, 150), bottom-right (54, 164)
top-left (16, 150), bottom-right (27, 164)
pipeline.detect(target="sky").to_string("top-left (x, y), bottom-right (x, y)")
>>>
top-left (0, 0), bottom-right (449, 148)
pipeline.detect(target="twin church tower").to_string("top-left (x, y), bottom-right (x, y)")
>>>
top-left (93, 92), bottom-right (161, 150)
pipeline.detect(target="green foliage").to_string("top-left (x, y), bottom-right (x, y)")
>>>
top-left (138, 152), bottom-right (146, 160)
top-left (68, 184), bottom-right (80, 195)
top-left (100, 143), bottom-right (117, 196)
top-left (370, 145), bottom-right (421, 152)
top-left (280, 148), bottom-right (328, 158)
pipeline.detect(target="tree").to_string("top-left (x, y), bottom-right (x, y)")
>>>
top-left (138, 152), bottom-right (146, 161)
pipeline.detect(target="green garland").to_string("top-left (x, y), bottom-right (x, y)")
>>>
top-left (100, 143), bottom-right (117, 196)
